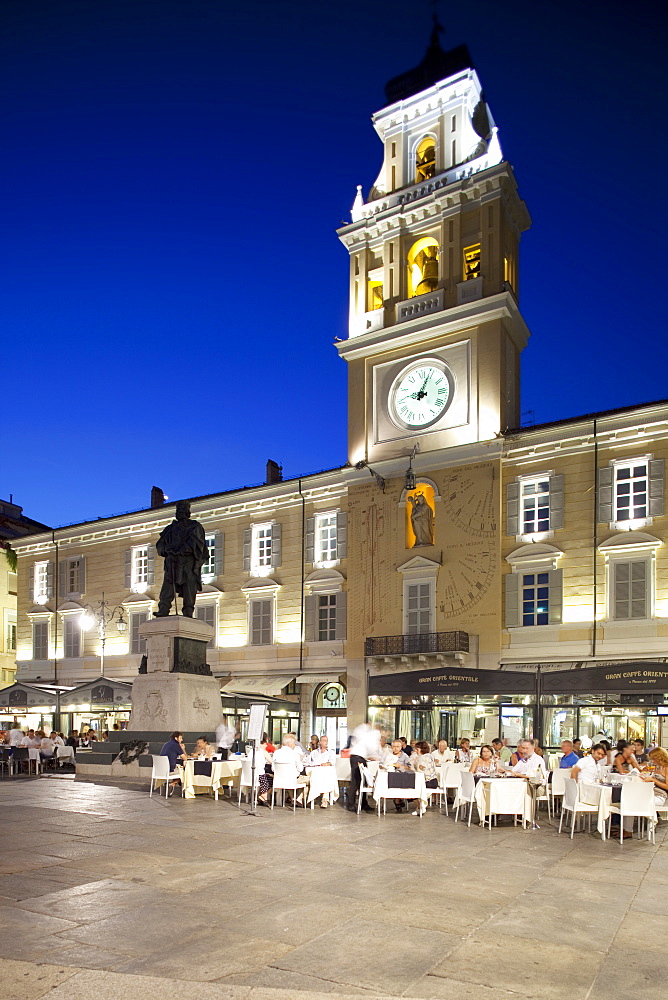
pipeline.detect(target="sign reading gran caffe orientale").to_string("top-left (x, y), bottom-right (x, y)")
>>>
top-left (368, 666), bottom-right (534, 696)
top-left (542, 662), bottom-right (668, 694)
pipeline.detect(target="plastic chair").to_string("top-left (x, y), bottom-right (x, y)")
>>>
top-left (239, 756), bottom-right (262, 808)
top-left (607, 781), bottom-right (656, 844)
top-left (454, 770), bottom-right (477, 826)
top-left (357, 763), bottom-right (376, 814)
top-left (558, 777), bottom-right (598, 838)
top-left (548, 767), bottom-right (567, 816)
top-left (13, 747), bottom-right (30, 774)
top-left (271, 761), bottom-right (307, 811)
top-left (149, 755), bottom-right (182, 798)
top-left (0, 749), bottom-right (13, 777)
top-left (440, 764), bottom-right (463, 816)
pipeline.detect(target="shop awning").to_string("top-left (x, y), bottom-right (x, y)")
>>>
top-left (220, 675), bottom-right (295, 698)
top-left (294, 674), bottom-right (342, 685)
top-left (0, 682), bottom-right (58, 712)
top-left (61, 676), bottom-right (133, 711)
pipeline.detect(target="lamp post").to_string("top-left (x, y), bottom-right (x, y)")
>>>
top-left (80, 593), bottom-right (127, 675)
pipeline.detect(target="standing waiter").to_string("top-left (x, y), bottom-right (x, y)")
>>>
top-left (349, 723), bottom-right (381, 812)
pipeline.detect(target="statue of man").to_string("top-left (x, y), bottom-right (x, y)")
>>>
top-left (408, 492), bottom-right (434, 546)
top-left (154, 500), bottom-right (208, 617)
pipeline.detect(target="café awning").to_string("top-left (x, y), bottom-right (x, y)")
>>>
top-left (220, 675), bottom-right (295, 698)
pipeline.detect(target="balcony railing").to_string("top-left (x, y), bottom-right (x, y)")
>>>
top-left (365, 631), bottom-right (469, 657)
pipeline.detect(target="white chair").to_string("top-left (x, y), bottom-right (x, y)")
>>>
top-left (149, 755), bottom-right (182, 798)
top-left (558, 777), bottom-right (598, 838)
top-left (454, 770), bottom-right (477, 826)
top-left (548, 767), bottom-right (567, 816)
top-left (238, 756), bottom-right (262, 807)
top-left (440, 764), bottom-right (463, 816)
top-left (271, 761), bottom-right (307, 811)
top-left (356, 763), bottom-right (377, 814)
top-left (607, 781), bottom-right (656, 844)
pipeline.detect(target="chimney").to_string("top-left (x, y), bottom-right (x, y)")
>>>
top-left (266, 460), bottom-right (283, 485)
top-left (151, 486), bottom-right (166, 508)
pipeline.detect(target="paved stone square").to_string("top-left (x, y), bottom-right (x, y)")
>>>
top-left (0, 775), bottom-right (665, 1000)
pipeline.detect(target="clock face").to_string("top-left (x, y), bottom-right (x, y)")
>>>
top-left (389, 360), bottom-right (454, 429)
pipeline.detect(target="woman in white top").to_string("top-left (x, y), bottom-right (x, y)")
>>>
top-left (456, 738), bottom-right (472, 764)
top-left (469, 744), bottom-right (498, 777)
top-left (410, 741), bottom-right (438, 816)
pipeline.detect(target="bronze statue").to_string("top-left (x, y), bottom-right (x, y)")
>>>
top-left (154, 500), bottom-right (207, 617)
top-left (408, 492), bottom-right (434, 546)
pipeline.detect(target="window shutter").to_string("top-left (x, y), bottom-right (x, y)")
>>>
top-left (304, 594), bottom-right (316, 641)
top-left (507, 482), bottom-right (520, 536)
top-left (214, 532), bottom-right (224, 575)
top-left (243, 529), bottom-right (251, 572)
top-left (649, 459), bottom-right (665, 517)
top-left (59, 560), bottom-right (68, 599)
top-left (271, 522), bottom-right (282, 568)
top-left (549, 475), bottom-right (564, 530)
top-left (147, 545), bottom-right (155, 585)
top-left (195, 605), bottom-right (216, 647)
top-left (335, 591), bottom-right (347, 639)
top-left (598, 466), bottom-right (614, 523)
top-left (131, 612), bottom-right (148, 654)
top-left (504, 573), bottom-right (520, 627)
top-left (46, 561), bottom-right (54, 599)
top-left (125, 549), bottom-right (132, 588)
top-left (29, 565), bottom-right (34, 602)
top-left (631, 561), bottom-right (648, 619)
top-left (548, 569), bottom-right (563, 624)
top-left (336, 511), bottom-right (348, 559)
top-left (78, 556), bottom-right (86, 595)
top-left (305, 518), bottom-right (315, 563)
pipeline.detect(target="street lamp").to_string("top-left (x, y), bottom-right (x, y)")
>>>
top-left (80, 592), bottom-right (127, 674)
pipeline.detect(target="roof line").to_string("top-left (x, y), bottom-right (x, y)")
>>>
top-left (506, 397), bottom-right (668, 436)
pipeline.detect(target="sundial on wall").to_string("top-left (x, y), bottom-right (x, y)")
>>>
top-left (442, 468), bottom-right (497, 538)
top-left (440, 465), bottom-right (497, 617)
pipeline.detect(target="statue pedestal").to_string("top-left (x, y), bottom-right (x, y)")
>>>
top-left (128, 615), bottom-right (220, 733)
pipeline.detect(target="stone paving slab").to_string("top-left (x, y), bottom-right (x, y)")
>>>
top-left (0, 777), bottom-right (665, 999)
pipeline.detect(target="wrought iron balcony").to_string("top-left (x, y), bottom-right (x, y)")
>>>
top-left (365, 631), bottom-right (469, 657)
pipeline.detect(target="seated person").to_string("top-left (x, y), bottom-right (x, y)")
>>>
top-left (20, 729), bottom-right (37, 748)
top-left (159, 731), bottom-right (188, 794)
top-left (508, 738), bottom-right (547, 777)
top-left (432, 739), bottom-right (455, 765)
top-left (382, 738), bottom-right (412, 812)
top-left (633, 739), bottom-right (649, 764)
top-left (613, 741), bottom-right (640, 774)
top-left (188, 737), bottom-right (215, 759)
top-left (39, 732), bottom-right (56, 763)
top-left (491, 738), bottom-right (512, 764)
top-left (558, 740), bottom-right (580, 768)
top-left (456, 738), bottom-right (472, 764)
top-left (571, 743), bottom-right (607, 782)
top-left (470, 744), bottom-right (499, 776)
top-left (307, 735), bottom-right (336, 808)
top-left (410, 740), bottom-right (438, 816)
top-left (399, 737), bottom-right (413, 756)
top-left (267, 735), bottom-right (308, 805)
top-left (640, 747), bottom-right (668, 806)
top-left (66, 730), bottom-right (79, 750)
top-left (532, 740), bottom-right (545, 757)
top-left (572, 738), bottom-right (584, 758)
top-left (51, 732), bottom-right (64, 746)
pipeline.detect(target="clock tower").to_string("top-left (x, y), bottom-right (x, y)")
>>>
top-left (337, 27), bottom-right (531, 467)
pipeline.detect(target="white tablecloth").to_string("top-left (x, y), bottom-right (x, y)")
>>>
top-left (372, 770), bottom-right (427, 811)
top-left (181, 759), bottom-right (242, 800)
top-left (475, 777), bottom-right (534, 827)
top-left (305, 765), bottom-right (339, 805)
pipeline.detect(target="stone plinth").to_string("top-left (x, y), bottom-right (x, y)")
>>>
top-left (128, 615), bottom-right (220, 733)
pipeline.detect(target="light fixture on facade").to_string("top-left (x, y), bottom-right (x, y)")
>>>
top-left (404, 443), bottom-right (420, 492)
top-left (355, 460), bottom-right (385, 492)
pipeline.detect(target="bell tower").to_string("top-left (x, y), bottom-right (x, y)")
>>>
top-left (337, 25), bottom-right (531, 467)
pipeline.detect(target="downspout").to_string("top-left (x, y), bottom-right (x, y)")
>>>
top-left (52, 530), bottom-right (60, 730)
top-left (298, 478), bottom-right (305, 675)
top-left (592, 419), bottom-right (598, 659)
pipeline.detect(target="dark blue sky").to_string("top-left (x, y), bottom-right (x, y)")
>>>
top-left (3, 0), bottom-right (667, 527)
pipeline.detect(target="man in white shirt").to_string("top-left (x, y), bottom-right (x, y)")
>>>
top-left (273, 735), bottom-right (308, 805)
top-left (20, 729), bottom-right (37, 748)
top-left (349, 723), bottom-right (382, 812)
top-left (8, 725), bottom-right (23, 747)
top-left (40, 734), bottom-right (56, 764)
top-left (571, 743), bottom-right (607, 783)
top-left (509, 739), bottom-right (547, 777)
top-left (432, 740), bottom-right (455, 765)
top-left (381, 740), bottom-right (412, 771)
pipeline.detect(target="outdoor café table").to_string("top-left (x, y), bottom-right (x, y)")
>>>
top-left (475, 775), bottom-right (534, 828)
top-left (181, 758), bottom-right (242, 800)
top-left (372, 769), bottom-right (427, 814)
top-left (577, 780), bottom-right (629, 838)
top-left (305, 764), bottom-right (339, 806)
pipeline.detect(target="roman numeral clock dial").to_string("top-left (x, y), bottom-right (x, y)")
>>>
top-left (389, 360), bottom-right (454, 429)
top-left (440, 467), bottom-right (497, 618)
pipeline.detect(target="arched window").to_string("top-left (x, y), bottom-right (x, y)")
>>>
top-left (407, 237), bottom-right (439, 298)
top-left (415, 136), bottom-right (436, 182)
top-left (315, 682), bottom-right (347, 711)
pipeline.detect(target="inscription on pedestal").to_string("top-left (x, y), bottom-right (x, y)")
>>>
top-left (173, 637), bottom-right (211, 675)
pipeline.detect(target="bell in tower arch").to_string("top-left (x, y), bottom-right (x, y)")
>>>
top-left (415, 246), bottom-right (439, 295)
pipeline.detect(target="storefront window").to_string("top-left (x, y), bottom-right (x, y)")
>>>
top-left (543, 706), bottom-right (577, 745)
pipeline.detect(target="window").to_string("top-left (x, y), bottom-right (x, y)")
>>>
top-left (7, 572), bottom-right (17, 595)
top-left (244, 523), bottom-right (281, 576)
top-left (318, 594), bottom-right (337, 641)
top-left (195, 604), bottom-right (216, 648)
top-left (32, 621), bottom-right (48, 660)
top-left (6, 619), bottom-right (16, 653)
top-left (249, 599), bottom-right (272, 645)
top-left (613, 561), bottom-right (648, 620)
top-left (33, 560), bottom-right (51, 604)
top-left (463, 244), bottom-right (481, 281)
top-left (507, 475), bottom-right (564, 538)
top-left (407, 237), bottom-right (439, 298)
top-left (367, 279), bottom-right (383, 311)
top-left (598, 458), bottom-right (664, 527)
top-left (63, 616), bottom-right (81, 658)
top-left (59, 556), bottom-right (85, 598)
top-left (130, 612), bottom-right (148, 655)
top-left (306, 512), bottom-right (347, 565)
top-left (521, 573), bottom-right (549, 626)
top-left (125, 545), bottom-right (154, 593)
top-left (202, 535), bottom-right (216, 577)
top-left (405, 582), bottom-right (433, 634)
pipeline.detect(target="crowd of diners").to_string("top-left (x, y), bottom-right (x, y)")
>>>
top-left (0, 722), bottom-right (123, 766)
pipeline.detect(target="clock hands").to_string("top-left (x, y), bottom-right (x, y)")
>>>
top-left (399, 374), bottom-right (432, 404)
